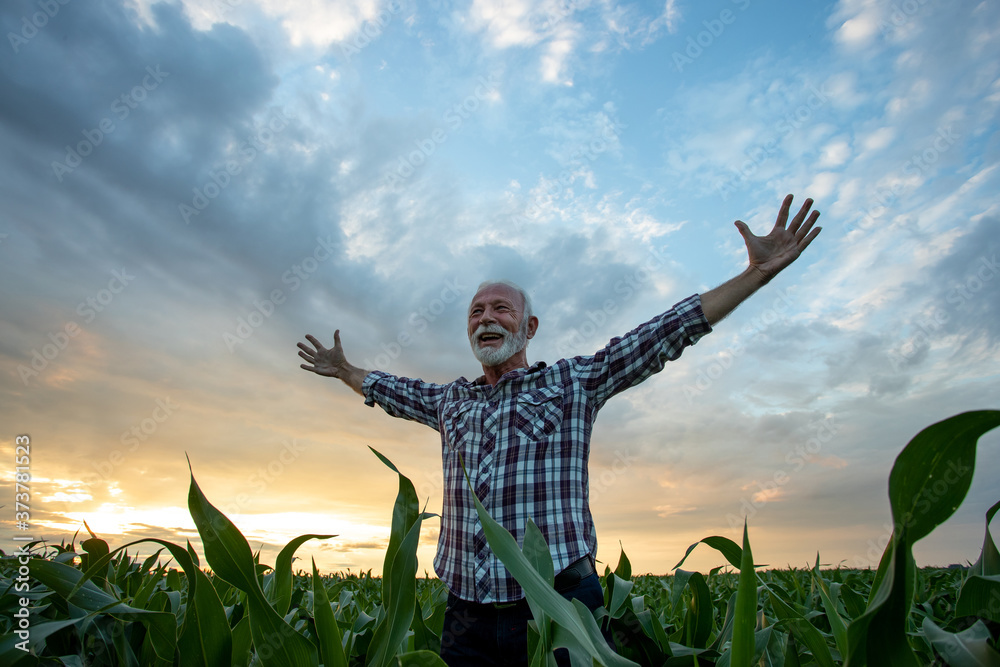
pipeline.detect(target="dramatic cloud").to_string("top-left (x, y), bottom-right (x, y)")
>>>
top-left (1, 0), bottom-right (997, 576)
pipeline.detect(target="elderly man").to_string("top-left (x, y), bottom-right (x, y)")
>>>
top-left (298, 195), bottom-right (821, 666)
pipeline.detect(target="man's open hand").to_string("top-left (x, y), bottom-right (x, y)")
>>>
top-left (298, 330), bottom-right (368, 395)
top-left (735, 194), bottom-right (822, 283)
top-left (298, 331), bottom-right (349, 378)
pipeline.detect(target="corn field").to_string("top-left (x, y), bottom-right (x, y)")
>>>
top-left (2, 410), bottom-right (999, 666)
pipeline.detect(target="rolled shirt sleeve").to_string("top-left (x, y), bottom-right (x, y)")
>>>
top-left (363, 370), bottom-right (449, 431)
top-left (575, 293), bottom-right (712, 410)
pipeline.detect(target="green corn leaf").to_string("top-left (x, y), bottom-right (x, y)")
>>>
top-left (0, 617), bottom-right (86, 666)
top-left (186, 456), bottom-right (261, 593)
top-left (811, 554), bottom-right (848, 657)
top-left (367, 515), bottom-right (431, 667)
top-left (844, 535), bottom-right (918, 667)
top-left (921, 617), bottom-right (1000, 667)
top-left (395, 650), bottom-right (449, 666)
top-left (614, 546), bottom-right (632, 580)
top-left (176, 559), bottom-right (234, 667)
top-left (521, 519), bottom-right (555, 652)
top-left (79, 537), bottom-right (110, 586)
top-left (186, 459), bottom-right (317, 666)
top-left (709, 591), bottom-right (737, 654)
top-left (970, 499), bottom-right (1000, 576)
top-left (268, 534), bottom-right (336, 617)
top-left (609, 606), bottom-right (668, 664)
top-left (847, 411), bottom-right (1000, 667)
top-left (138, 548), bottom-right (164, 576)
top-left (367, 448), bottom-right (433, 667)
top-left (838, 582), bottom-right (867, 620)
top-left (680, 571), bottom-right (712, 649)
top-left (605, 573), bottom-right (633, 622)
top-left (409, 594), bottom-right (439, 654)
top-left (459, 456), bottom-right (638, 667)
top-left (312, 558), bottom-right (348, 667)
top-left (956, 574), bottom-right (1000, 624)
top-left (27, 558), bottom-right (177, 662)
top-left (370, 446), bottom-right (420, 606)
top-left (669, 569), bottom-right (696, 623)
top-left (673, 536), bottom-right (742, 571)
top-left (730, 520), bottom-right (756, 667)
top-left (762, 584), bottom-right (836, 667)
top-left (232, 614), bottom-right (253, 667)
top-left (63, 534), bottom-right (233, 666)
top-left (889, 411), bottom-right (1000, 544)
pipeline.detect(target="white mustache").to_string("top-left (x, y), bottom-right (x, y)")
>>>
top-left (472, 323), bottom-right (509, 342)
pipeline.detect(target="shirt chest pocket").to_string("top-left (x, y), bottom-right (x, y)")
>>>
top-left (442, 402), bottom-right (477, 452)
top-left (513, 387), bottom-right (564, 442)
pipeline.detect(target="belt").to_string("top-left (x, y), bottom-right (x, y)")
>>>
top-left (486, 555), bottom-right (596, 608)
top-left (554, 555), bottom-right (596, 592)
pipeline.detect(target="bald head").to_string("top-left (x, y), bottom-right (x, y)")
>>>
top-left (467, 280), bottom-right (538, 370)
top-left (474, 280), bottom-right (532, 321)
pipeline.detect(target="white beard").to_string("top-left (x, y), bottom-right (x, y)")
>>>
top-left (470, 321), bottom-right (528, 367)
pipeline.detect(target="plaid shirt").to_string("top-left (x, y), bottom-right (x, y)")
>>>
top-left (362, 294), bottom-right (712, 602)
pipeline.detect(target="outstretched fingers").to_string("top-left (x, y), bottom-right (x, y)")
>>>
top-left (798, 218), bottom-right (822, 252)
top-left (298, 334), bottom-right (326, 371)
top-left (786, 197), bottom-right (813, 233)
top-left (773, 193), bottom-right (794, 231)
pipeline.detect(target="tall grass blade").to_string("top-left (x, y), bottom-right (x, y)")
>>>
top-left (810, 553), bottom-right (848, 657)
top-left (458, 455), bottom-right (637, 666)
top-left (367, 448), bottom-right (432, 667)
top-left (312, 558), bottom-right (348, 667)
top-left (268, 534), bottom-right (336, 617)
top-left (847, 411), bottom-right (1000, 667)
top-left (186, 459), bottom-right (317, 666)
top-left (370, 446), bottom-right (420, 605)
top-left (730, 520), bottom-right (756, 667)
top-left (27, 558), bottom-right (176, 661)
top-left (888, 411), bottom-right (1000, 543)
top-left (921, 617), bottom-right (1000, 667)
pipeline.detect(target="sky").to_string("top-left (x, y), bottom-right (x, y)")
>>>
top-left (1, 0), bottom-right (998, 579)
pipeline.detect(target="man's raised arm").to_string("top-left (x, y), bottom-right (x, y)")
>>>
top-left (700, 194), bottom-right (821, 326)
top-left (298, 330), bottom-right (369, 396)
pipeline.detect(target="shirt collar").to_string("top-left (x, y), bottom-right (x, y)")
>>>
top-left (469, 361), bottom-right (547, 386)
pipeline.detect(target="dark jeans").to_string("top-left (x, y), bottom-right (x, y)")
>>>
top-left (439, 573), bottom-right (615, 666)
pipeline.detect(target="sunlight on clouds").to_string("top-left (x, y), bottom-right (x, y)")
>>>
top-left (654, 504), bottom-right (697, 518)
top-left (886, 79), bottom-right (933, 118)
top-left (132, 0), bottom-right (394, 48)
top-left (816, 455), bottom-right (849, 469)
top-left (468, 0), bottom-right (545, 48)
top-left (541, 31), bottom-right (576, 85)
top-left (52, 505), bottom-right (195, 537)
top-left (42, 504), bottom-right (389, 560)
top-left (824, 71), bottom-right (866, 110)
top-left (818, 139), bottom-right (851, 168)
top-left (916, 164), bottom-right (999, 231)
top-left (251, 0), bottom-right (390, 47)
top-left (861, 127), bottom-right (895, 153)
top-left (339, 188), bottom-right (392, 262)
top-left (228, 512), bottom-right (389, 548)
top-left (830, 0), bottom-right (883, 51)
top-left (749, 485), bottom-right (786, 505)
top-left (467, 0), bottom-right (584, 84)
top-left (807, 172), bottom-right (839, 200)
top-left (41, 479), bottom-right (94, 504)
top-left (835, 15), bottom-right (879, 49)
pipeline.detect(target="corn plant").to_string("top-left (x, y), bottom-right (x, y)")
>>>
top-left (1, 411), bottom-right (997, 666)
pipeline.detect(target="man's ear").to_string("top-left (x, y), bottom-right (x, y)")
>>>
top-left (526, 316), bottom-right (539, 340)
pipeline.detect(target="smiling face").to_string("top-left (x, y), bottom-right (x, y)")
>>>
top-left (467, 283), bottom-right (536, 368)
